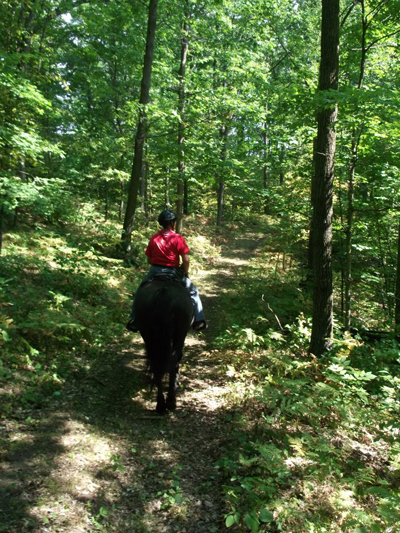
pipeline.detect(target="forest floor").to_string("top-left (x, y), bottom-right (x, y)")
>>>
top-left (4, 217), bottom-right (399, 533)
top-left (1, 226), bottom-right (266, 532)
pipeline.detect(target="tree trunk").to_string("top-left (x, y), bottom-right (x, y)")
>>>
top-left (309, 0), bottom-right (339, 357)
top-left (395, 219), bottom-right (400, 333)
top-left (308, 137), bottom-right (318, 271)
top-left (217, 122), bottom-right (228, 228)
top-left (344, 141), bottom-right (356, 331)
top-left (217, 181), bottom-right (225, 228)
top-left (165, 167), bottom-right (170, 208)
top-left (176, 3), bottom-right (189, 235)
top-left (263, 123), bottom-right (270, 215)
top-left (343, 0), bottom-right (366, 331)
top-left (140, 160), bottom-right (148, 214)
top-left (119, 179), bottom-right (125, 221)
top-left (263, 165), bottom-right (269, 215)
top-left (121, 0), bottom-right (158, 250)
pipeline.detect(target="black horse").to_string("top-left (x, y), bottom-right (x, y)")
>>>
top-left (134, 276), bottom-right (193, 414)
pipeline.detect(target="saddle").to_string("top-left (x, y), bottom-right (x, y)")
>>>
top-left (150, 273), bottom-right (179, 283)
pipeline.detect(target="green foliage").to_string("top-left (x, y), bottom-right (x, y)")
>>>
top-left (217, 325), bottom-right (400, 531)
top-left (109, 454), bottom-right (125, 473)
top-left (157, 465), bottom-right (185, 510)
top-left (1, 0), bottom-right (400, 528)
top-left (209, 219), bottom-right (400, 532)
top-left (0, 0), bottom-right (398, 336)
top-left (0, 217), bottom-right (145, 417)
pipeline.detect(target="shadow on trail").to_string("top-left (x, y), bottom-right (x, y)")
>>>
top-left (62, 337), bottom-right (233, 532)
top-left (0, 416), bottom-right (68, 532)
top-left (1, 340), bottom-right (232, 532)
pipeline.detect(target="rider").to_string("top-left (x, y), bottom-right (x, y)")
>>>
top-left (126, 209), bottom-right (207, 332)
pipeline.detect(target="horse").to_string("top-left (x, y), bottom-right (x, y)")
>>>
top-left (134, 275), bottom-right (193, 414)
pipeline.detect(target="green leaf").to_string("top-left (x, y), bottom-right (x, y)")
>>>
top-left (239, 453), bottom-right (258, 467)
top-left (225, 514), bottom-right (239, 527)
top-left (245, 513), bottom-right (259, 532)
top-left (259, 509), bottom-right (274, 523)
top-left (174, 493), bottom-right (184, 505)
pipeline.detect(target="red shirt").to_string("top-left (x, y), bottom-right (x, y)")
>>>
top-left (145, 230), bottom-right (190, 267)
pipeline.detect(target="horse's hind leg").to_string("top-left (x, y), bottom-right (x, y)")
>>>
top-left (166, 342), bottom-right (185, 410)
top-left (166, 365), bottom-right (179, 411)
top-left (154, 373), bottom-right (166, 414)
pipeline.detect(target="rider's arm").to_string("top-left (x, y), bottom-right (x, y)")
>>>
top-left (181, 253), bottom-right (190, 276)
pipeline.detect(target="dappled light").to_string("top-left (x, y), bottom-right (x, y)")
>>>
top-left (2, 215), bottom-right (400, 532)
top-left (1, 0), bottom-right (400, 528)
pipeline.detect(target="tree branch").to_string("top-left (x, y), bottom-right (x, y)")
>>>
top-left (366, 28), bottom-right (400, 52)
top-left (341, 0), bottom-right (361, 28)
top-left (365, 0), bottom-right (391, 27)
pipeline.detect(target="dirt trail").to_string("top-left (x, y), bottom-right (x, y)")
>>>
top-left (1, 230), bottom-right (263, 533)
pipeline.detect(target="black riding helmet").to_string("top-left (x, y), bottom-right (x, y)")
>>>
top-left (158, 209), bottom-right (176, 228)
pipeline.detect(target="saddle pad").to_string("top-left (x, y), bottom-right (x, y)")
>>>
top-left (151, 273), bottom-right (178, 282)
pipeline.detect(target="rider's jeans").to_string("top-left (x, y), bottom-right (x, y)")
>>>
top-left (129, 265), bottom-right (205, 323)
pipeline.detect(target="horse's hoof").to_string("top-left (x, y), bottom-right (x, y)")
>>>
top-left (166, 396), bottom-right (176, 411)
top-left (156, 403), bottom-right (167, 414)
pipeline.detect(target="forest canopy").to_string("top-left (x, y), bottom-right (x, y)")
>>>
top-left (1, 0), bottom-right (399, 336)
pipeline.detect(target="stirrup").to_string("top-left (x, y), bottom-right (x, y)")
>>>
top-left (193, 320), bottom-right (207, 331)
top-left (126, 319), bottom-right (139, 332)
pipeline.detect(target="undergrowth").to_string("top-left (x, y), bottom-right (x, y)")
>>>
top-left (213, 225), bottom-right (400, 533)
top-left (1, 213), bottom-right (399, 532)
top-left (0, 213), bottom-right (219, 418)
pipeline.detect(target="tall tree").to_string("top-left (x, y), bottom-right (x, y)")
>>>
top-left (217, 119), bottom-right (229, 228)
top-left (176, 0), bottom-right (190, 234)
top-left (0, 0), bottom-right (63, 240)
top-left (309, 0), bottom-right (340, 357)
top-left (395, 219), bottom-right (400, 333)
top-left (122, 0), bottom-right (158, 249)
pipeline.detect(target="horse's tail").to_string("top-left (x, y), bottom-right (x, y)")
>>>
top-left (145, 286), bottom-right (176, 378)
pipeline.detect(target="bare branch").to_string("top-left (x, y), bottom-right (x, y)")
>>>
top-left (262, 296), bottom-right (284, 331)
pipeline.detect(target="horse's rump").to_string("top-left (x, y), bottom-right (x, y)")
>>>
top-left (134, 280), bottom-right (193, 375)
